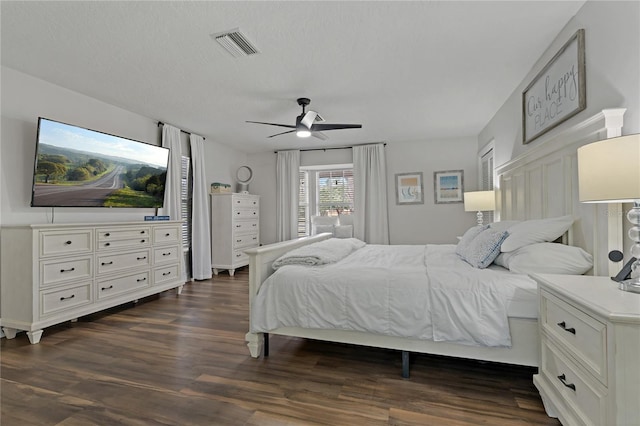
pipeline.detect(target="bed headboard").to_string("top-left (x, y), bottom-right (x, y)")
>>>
top-left (495, 108), bottom-right (626, 276)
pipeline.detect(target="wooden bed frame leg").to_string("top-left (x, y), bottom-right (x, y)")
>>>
top-left (402, 351), bottom-right (410, 378)
top-left (264, 333), bottom-right (269, 357)
top-left (245, 332), bottom-right (263, 358)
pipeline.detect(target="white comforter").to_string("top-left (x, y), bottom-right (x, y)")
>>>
top-left (251, 243), bottom-right (537, 347)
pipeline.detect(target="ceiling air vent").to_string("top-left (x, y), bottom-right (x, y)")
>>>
top-left (211, 29), bottom-right (259, 58)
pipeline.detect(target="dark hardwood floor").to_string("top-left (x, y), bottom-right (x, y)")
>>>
top-left (1, 268), bottom-right (559, 425)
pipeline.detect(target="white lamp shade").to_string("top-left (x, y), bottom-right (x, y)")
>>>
top-left (578, 134), bottom-right (640, 203)
top-left (464, 191), bottom-right (496, 212)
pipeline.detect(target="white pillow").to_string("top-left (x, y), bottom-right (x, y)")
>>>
top-left (314, 224), bottom-right (335, 236)
top-left (488, 220), bottom-right (521, 233)
top-left (455, 225), bottom-right (488, 256)
top-left (459, 229), bottom-right (509, 269)
top-left (500, 215), bottom-right (574, 252)
top-left (497, 243), bottom-right (593, 275)
top-left (334, 225), bottom-right (353, 238)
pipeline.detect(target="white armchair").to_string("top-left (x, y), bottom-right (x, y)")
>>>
top-left (310, 214), bottom-right (354, 238)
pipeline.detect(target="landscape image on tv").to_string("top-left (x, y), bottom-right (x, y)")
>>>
top-left (31, 118), bottom-right (170, 208)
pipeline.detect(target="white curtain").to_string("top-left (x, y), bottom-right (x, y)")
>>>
top-left (189, 134), bottom-right (212, 280)
top-left (161, 124), bottom-right (187, 282)
top-left (276, 150), bottom-right (300, 241)
top-left (353, 143), bottom-right (390, 244)
top-left (161, 124), bottom-right (183, 221)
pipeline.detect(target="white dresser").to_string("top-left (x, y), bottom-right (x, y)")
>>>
top-left (531, 274), bottom-right (640, 426)
top-left (210, 193), bottom-right (260, 276)
top-left (1, 221), bottom-right (184, 344)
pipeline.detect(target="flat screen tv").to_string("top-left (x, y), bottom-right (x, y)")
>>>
top-left (31, 118), bottom-right (170, 208)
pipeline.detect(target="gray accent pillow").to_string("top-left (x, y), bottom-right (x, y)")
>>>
top-left (455, 225), bottom-right (488, 256)
top-left (460, 229), bottom-right (509, 268)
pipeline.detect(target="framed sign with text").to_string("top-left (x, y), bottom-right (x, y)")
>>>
top-left (522, 29), bottom-right (586, 144)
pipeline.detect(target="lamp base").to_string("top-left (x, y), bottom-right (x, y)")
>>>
top-left (619, 278), bottom-right (640, 294)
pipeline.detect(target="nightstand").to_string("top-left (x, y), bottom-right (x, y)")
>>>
top-left (530, 274), bottom-right (640, 426)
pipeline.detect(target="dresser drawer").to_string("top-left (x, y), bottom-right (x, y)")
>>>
top-left (540, 290), bottom-right (607, 385)
top-left (40, 229), bottom-right (93, 257)
top-left (97, 236), bottom-right (151, 251)
top-left (154, 264), bottom-right (180, 285)
top-left (233, 233), bottom-right (259, 249)
top-left (96, 271), bottom-right (150, 300)
top-left (233, 197), bottom-right (259, 209)
top-left (97, 227), bottom-right (150, 242)
top-left (153, 245), bottom-right (180, 265)
top-left (541, 338), bottom-right (607, 426)
top-left (40, 256), bottom-right (93, 288)
top-left (97, 250), bottom-right (150, 275)
top-left (153, 226), bottom-right (180, 244)
top-left (40, 282), bottom-right (92, 316)
top-left (233, 209), bottom-right (259, 219)
top-left (233, 248), bottom-right (249, 264)
top-left (234, 219), bottom-right (259, 234)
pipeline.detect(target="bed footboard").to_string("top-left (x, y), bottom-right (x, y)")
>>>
top-left (244, 233), bottom-right (332, 358)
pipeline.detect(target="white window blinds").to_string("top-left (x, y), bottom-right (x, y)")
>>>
top-left (180, 156), bottom-right (191, 249)
top-left (480, 148), bottom-right (494, 223)
top-left (317, 169), bottom-right (354, 216)
top-left (298, 170), bottom-right (309, 237)
top-left (298, 166), bottom-right (355, 236)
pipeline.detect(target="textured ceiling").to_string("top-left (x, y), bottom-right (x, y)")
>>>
top-left (1, 1), bottom-right (585, 154)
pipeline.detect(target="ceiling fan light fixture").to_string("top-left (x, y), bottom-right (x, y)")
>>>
top-left (296, 130), bottom-right (312, 138)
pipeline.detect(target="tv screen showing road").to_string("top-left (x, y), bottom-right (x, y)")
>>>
top-left (31, 118), bottom-right (170, 208)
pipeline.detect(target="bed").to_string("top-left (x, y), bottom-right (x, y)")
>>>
top-left (245, 108), bottom-right (627, 376)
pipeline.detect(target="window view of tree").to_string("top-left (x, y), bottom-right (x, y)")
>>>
top-left (317, 169), bottom-right (354, 216)
top-left (298, 166), bottom-right (354, 236)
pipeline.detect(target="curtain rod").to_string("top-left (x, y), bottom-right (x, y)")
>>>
top-left (274, 142), bottom-right (386, 154)
top-left (157, 121), bottom-right (205, 140)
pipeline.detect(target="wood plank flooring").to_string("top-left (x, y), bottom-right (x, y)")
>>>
top-left (1, 268), bottom-right (560, 425)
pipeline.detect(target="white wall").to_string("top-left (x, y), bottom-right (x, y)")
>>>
top-left (248, 138), bottom-right (478, 245)
top-left (0, 66), bottom-right (247, 226)
top-left (479, 1), bottom-right (640, 166)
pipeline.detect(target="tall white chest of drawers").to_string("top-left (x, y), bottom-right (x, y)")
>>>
top-left (0, 221), bottom-right (184, 344)
top-left (211, 193), bottom-right (260, 276)
top-left (531, 274), bottom-right (640, 426)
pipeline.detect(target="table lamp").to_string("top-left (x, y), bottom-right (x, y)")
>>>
top-left (464, 190), bottom-right (496, 226)
top-left (577, 133), bottom-right (640, 293)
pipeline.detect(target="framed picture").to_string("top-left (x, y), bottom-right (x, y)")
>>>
top-left (522, 29), bottom-right (586, 144)
top-left (395, 172), bottom-right (424, 205)
top-left (434, 170), bottom-right (463, 204)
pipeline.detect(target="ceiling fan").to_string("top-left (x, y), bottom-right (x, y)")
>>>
top-left (246, 98), bottom-right (362, 140)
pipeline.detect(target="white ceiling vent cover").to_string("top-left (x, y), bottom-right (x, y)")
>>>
top-left (211, 29), bottom-right (259, 58)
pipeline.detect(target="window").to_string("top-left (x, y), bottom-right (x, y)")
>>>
top-left (298, 170), bottom-right (309, 236)
top-left (298, 165), bottom-right (354, 236)
top-left (180, 155), bottom-right (192, 250)
top-left (317, 169), bottom-right (354, 216)
top-left (478, 142), bottom-right (495, 223)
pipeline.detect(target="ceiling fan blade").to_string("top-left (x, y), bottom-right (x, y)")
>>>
top-left (311, 123), bottom-right (362, 131)
top-left (246, 121), bottom-right (296, 129)
top-left (267, 130), bottom-right (296, 138)
top-left (312, 131), bottom-right (328, 141)
top-left (300, 111), bottom-right (318, 129)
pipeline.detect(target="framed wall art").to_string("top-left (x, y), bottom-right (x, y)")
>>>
top-left (395, 172), bottom-right (424, 205)
top-left (522, 29), bottom-right (586, 144)
top-left (434, 170), bottom-right (463, 204)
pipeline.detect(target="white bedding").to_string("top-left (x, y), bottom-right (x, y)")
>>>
top-left (251, 243), bottom-right (537, 347)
